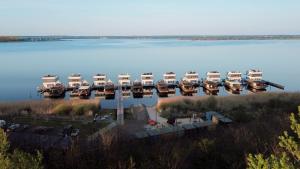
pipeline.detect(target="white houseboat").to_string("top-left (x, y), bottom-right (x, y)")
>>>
top-left (156, 80), bottom-right (169, 97)
top-left (93, 73), bottom-right (107, 89)
top-left (141, 73), bottom-right (154, 87)
top-left (246, 69), bottom-right (267, 90)
top-left (203, 71), bottom-right (221, 92)
top-left (40, 75), bottom-right (65, 97)
top-left (118, 73), bottom-right (131, 88)
top-left (182, 71), bottom-right (199, 86)
top-left (163, 72), bottom-right (177, 86)
top-left (78, 80), bottom-right (91, 98)
top-left (68, 74), bottom-right (82, 89)
top-left (179, 80), bottom-right (195, 95)
top-left (104, 79), bottom-right (115, 99)
top-left (131, 80), bottom-right (143, 98)
top-left (41, 75), bottom-right (60, 88)
top-left (224, 71), bottom-right (243, 91)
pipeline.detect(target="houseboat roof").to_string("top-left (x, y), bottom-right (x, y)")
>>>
top-left (68, 74), bottom-right (82, 79)
top-left (248, 69), bottom-right (262, 73)
top-left (94, 73), bottom-right (106, 77)
top-left (227, 71), bottom-right (242, 74)
top-left (164, 72), bottom-right (176, 75)
top-left (141, 72), bottom-right (153, 76)
top-left (185, 71), bottom-right (198, 75)
top-left (93, 74), bottom-right (106, 79)
top-left (107, 79), bottom-right (113, 83)
top-left (82, 80), bottom-right (89, 85)
top-left (207, 71), bottom-right (221, 75)
top-left (69, 73), bottom-right (81, 77)
top-left (79, 86), bottom-right (90, 90)
top-left (207, 71), bottom-right (220, 74)
top-left (42, 75), bottom-right (58, 80)
top-left (118, 73), bottom-right (130, 77)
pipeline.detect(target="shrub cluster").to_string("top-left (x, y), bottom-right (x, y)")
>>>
top-left (52, 103), bottom-right (99, 116)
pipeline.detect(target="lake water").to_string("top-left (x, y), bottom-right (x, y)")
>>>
top-left (0, 39), bottom-right (300, 107)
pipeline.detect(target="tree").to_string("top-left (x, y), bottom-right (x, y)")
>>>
top-left (0, 129), bottom-right (43, 169)
top-left (247, 112), bottom-right (300, 169)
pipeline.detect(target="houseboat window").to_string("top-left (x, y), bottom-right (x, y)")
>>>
top-left (209, 75), bottom-right (220, 78)
top-left (187, 75), bottom-right (198, 78)
top-left (164, 76), bottom-right (175, 79)
top-left (229, 74), bottom-right (241, 77)
top-left (43, 79), bottom-right (57, 82)
top-left (142, 77), bottom-right (152, 80)
top-left (70, 79), bottom-right (80, 82)
top-left (120, 77), bottom-right (129, 80)
top-left (250, 74), bottom-right (262, 77)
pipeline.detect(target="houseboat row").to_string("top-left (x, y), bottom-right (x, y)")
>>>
top-left (38, 69), bottom-right (268, 98)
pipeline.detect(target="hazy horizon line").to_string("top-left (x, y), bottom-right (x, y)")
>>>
top-left (1, 34), bottom-right (300, 37)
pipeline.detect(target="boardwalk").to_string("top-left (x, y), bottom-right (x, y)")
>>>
top-left (116, 85), bottom-right (124, 125)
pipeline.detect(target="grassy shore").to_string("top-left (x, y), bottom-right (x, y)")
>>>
top-left (0, 99), bottom-right (100, 115)
top-left (157, 92), bottom-right (300, 122)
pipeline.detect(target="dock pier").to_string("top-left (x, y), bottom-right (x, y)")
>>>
top-left (116, 85), bottom-right (124, 125)
top-left (262, 80), bottom-right (285, 90)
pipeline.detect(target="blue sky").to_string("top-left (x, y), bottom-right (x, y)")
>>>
top-left (0, 0), bottom-right (299, 35)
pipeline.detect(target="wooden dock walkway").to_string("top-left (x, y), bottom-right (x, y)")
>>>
top-left (262, 80), bottom-right (285, 90)
top-left (116, 85), bottom-right (124, 125)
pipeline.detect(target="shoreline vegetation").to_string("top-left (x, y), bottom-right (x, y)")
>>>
top-left (0, 99), bottom-right (100, 116)
top-left (0, 92), bottom-right (300, 168)
top-left (1, 35), bottom-right (300, 42)
top-left (157, 92), bottom-right (300, 122)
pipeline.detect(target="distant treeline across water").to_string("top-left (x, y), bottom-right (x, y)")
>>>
top-left (1, 35), bottom-right (300, 42)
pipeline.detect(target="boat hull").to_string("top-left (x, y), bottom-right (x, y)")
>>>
top-left (247, 81), bottom-right (267, 90)
top-left (203, 81), bottom-right (219, 92)
top-left (224, 81), bottom-right (242, 92)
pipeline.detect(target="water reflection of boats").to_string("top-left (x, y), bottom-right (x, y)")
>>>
top-left (168, 87), bottom-right (176, 94)
top-left (246, 69), bottom-right (267, 90)
top-left (225, 86), bottom-right (241, 95)
top-left (203, 71), bottom-right (221, 92)
top-left (247, 86), bottom-right (267, 94)
top-left (156, 80), bottom-right (169, 97)
top-left (203, 88), bottom-right (218, 96)
top-left (95, 89), bottom-right (105, 97)
top-left (224, 71), bottom-right (243, 92)
top-left (104, 79), bottom-right (115, 99)
top-left (132, 80), bottom-right (143, 98)
top-left (143, 88), bottom-right (153, 96)
top-left (122, 89), bottom-right (131, 98)
top-left (70, 88), bottom-right (80, 97)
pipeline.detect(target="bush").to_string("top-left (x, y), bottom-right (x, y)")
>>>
top-left (52, 104), bottom-right (72, 115)
top-left (73, 104), bottom-right (98, 116)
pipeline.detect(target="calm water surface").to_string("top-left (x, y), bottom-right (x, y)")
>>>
top-left (0, 39), bottom-right (300, 106)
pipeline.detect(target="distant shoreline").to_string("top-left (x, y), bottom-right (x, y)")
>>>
top-left (1, 35), bottom-right (300, 42)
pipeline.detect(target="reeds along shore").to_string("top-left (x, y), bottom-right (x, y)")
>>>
top-left (0, 99), bottom-right (100, 116)
top-left (157, 92), bottom-right (300, 121)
